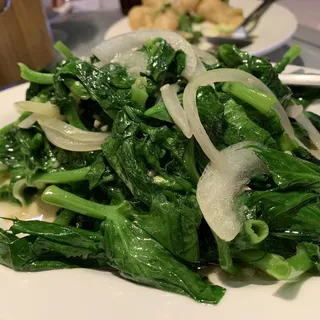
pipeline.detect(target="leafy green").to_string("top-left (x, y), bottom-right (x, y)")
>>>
top-left (2, 36), bottom-right (320, 304)
top-left (101, 208), bottom-right (225, 304)
top-left (255, 147), bottom-right (320, 192)
top-left (217, 44), bottom-right (292, 106)
top-left (100, 63), bottom-right (135, 89)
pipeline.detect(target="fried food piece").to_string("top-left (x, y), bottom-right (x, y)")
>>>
top-left (128, 5), bottom-right (154, 30)
top-left (142, 0), bottom-right (170, 9)
top-left (152, 8), bottom-right (179, 30)
top-left (197, 0), bottom-right (244, 26)
top-left (178, 0), bottom-right (201, 12)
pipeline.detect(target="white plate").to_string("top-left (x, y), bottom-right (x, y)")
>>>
top-left (0, 64), bottom-right (319, 320)
top-left (105, 0), bottom-right (298, 57)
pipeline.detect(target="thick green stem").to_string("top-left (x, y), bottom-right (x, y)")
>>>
top-left (42, 185), bottom-right (131, 220)
top-left (183, 138), bottom-right (200, 185)
top-left (131, 78), bottom-right (149, 107)
top-left (54, 41), bottom-right (75, 60)
top-left (222, 82), bottom-right (277, 115)
top-left (54, 209), bottom-right (76, 226)
top-left (31, 166), bottom-right (91, 187)
top-left (275, 45), bottom-right (301, 73)
top-left (64, 79), bottom-right (90, 100)
top-left (278, 133), bottom-right (298, 152)
top-left (237, 250), bottom-right (291, 280)
top-left (244, 219), bottom-right (269, 244)
top-left (287, 246), bottom-right (314, 279)
top-left (18, 63), bottom-right (54, 84)
top-left (0, 112), bottom-right (32, 137)
top-left (215, 234), bottom-right (239, 274)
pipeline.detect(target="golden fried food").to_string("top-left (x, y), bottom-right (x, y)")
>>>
top-left (142, 0), bottom-right (170, 9)
top-left (152, 9), bottom-right (179, 30)
top-left (128, 0), bottom-right (244, 34)
top-left (179, 0), bottom-right (201, 12)
top-left (197, 0), bottom-right (243, 26)
top-left (128, 5), bottom-right (154, 30)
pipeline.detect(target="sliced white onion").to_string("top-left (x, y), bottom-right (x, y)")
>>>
top-left (18, 115), bottom-right (36, 129)
top-left (197, 142), bottom-right (267, 241)
top-left (34, 116), bottom-right (109, 144)
top-left (183, 68), bottom-right (307, 169)
top-left (192, 45), bottom-right (218, 65)
top-left (160, 84), bottom-right (192, 138)
top-left (287, 105), bottom-right (320, 150)
top-left (92, 30), bottom-right (197, 80)
top-left (13, 178), bottom-right (27, 206)
top-left (170, 82), bottom-right (180, 93)
top-left (15, 101), bottom-right (62, 118)
top-left (42, 127), bottom-right (103, 152)
top-left (192, 57), bottom-right (207, 78)
top-left (112, 50), bottom-right (148, 77)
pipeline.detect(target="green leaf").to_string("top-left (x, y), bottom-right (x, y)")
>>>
top-left (223, 97), bottom-right (277, 148)
top-left (102, 210), bottom-right (225, 304)
top-left (10, 220), bottom-right (102, 251)
top-left (137, 193), bottom-right (200, 262)
top-left (240, 189), bottom-right (318, 224)
top-left (55, 60), bottom-right (123, 117)
top-left (144, 38), bottom-right (176, 81)
top-left (256, 147), bottom-right (320, 191)
top-left (100, 63), bottom-right (135, 89)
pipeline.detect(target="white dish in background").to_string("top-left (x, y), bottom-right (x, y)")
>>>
top-left (105, 0), bottom-right (298, 57)
top-left (0, 64), bottom-right (318, 320)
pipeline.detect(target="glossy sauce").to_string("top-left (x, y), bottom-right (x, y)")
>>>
top-left (0, 197), bottom-right (58, 230)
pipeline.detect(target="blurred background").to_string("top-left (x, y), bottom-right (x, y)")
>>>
top-left (1, 0), bottom-right (320, 88)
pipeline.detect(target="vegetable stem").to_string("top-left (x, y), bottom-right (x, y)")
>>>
top-left (222, 82), bottom-right (277, 115)
top-left (131, 78), bottom-right (148, 107)
top-left (244, 219), bottom-right (269, 244)
top-left (31, 166), bottom-right (92, 187)
top-left (183, 138), bottom-right (200, 185)
top-left (215, 235), bottom-right (239, 274)
top-left (54, 209), bottom-right (76, 226)
top-left (42, 185), bottom-right (132, 220)
top-left (0, 112), bottom-right (32, 137)
top-left (64, 79), bottom-right (90, 100)
top-left (278, 133), bottom-right (298, 152)
top-left (54, 41), bottom-right (75, 60)
top-left (275, 45), bottom-right (301, 73)
top-left (18, 63), bottom-right (54, 84)
top-left (237, 250), bottom-right (291, 280)
top-left (287, 246), bottom-right (313, 279)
